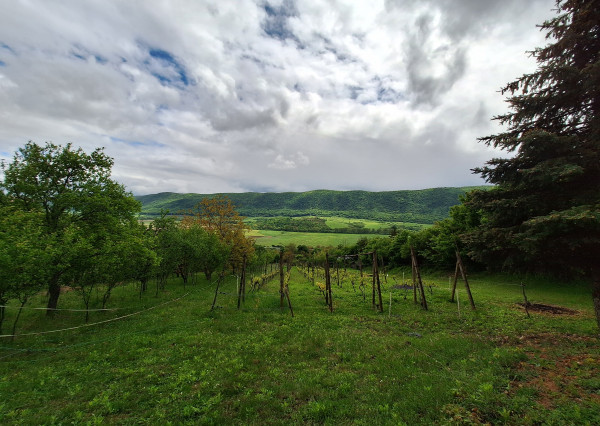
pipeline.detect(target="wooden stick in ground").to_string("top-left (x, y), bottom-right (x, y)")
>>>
top-left (241, 255), bottom-right (247, 303)
top-left (237, 255), bottom-right (247, 309)
top-left (372, 253), bottom-right (377, 309)
top-left (455, 249), bottom-right (475, 309)
top-left (374, 251), bottom-right (383, 313)
top-left (279, 250), bottom-right (285, 310)
top-left (411, 250), bottom-right (418, 304)
top-left (451, 260), bottom-right (459, 303)
top-left (211, 270), bottom-right (225, 311)
top-left (521, 282), bottom-right (531, 318)
top-left (410, 246), bottom-right (428, 310)
top-left (285, 287), bottom-right (294, 317)
top-left (325, 253), bottom-right (333, 312)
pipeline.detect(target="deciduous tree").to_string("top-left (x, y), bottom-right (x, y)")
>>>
top-left (187, 196), bottom-right (254, 273)
top-left (1, 141), bottom-right (141, 314)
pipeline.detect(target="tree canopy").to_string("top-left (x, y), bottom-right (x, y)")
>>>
top-left (464, 0), bottom-right (600, 328)
top-left (1, 141), bottom-right (142, 313)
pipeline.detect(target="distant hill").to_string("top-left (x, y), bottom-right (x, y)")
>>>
top-left (136, 186), bottom-right (489, 224)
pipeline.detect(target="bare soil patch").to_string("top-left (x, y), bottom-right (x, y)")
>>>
top-left (517, 302), bottom-right (578, 315)
top-left (511, 333), bottom-right (600, 409)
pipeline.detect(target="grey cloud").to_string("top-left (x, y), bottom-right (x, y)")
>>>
top-left (0, 0), bottom-right (555, 194)
top-left (261, 0), bottom-right (300, 42)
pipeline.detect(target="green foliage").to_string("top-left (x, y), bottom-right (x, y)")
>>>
top-left (0, 205), bottom-right (51, 332)
top-left (466, 1), bottom-right (600, 281)
top-left (0, 141), bottom-right (143, 311)
top-left (137, 187), bottom-right (488, 223)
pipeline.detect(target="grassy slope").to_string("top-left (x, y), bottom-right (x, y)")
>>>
top-left (136, 186), bottom-right (488, 223)
top-left (1, 269), bottom-right (598, 424)
top-left (248, 229), bottom-right (376, 247)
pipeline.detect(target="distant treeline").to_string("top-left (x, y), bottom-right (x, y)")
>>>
top-left (136, 187), bottom-right (490, 223)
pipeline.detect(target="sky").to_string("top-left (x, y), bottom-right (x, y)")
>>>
top-left (0, 0), bottom-right (557, 195)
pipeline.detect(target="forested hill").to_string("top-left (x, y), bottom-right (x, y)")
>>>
top-left (136, 186), bottom-right (488, 223)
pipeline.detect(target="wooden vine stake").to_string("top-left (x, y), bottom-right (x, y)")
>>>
top-left (325, 253), bottom-right (333, 312)
top-left (410, 246), bottom-right (428, 310)
top-left (372, 251), bottom-right (384, 312)
top-left (237, 254), bottom-right (247, 309)
top-left (451, 248), bottom-right (475, 309)
top-left (278, 249), bottom-right (294, 316)
top-left (279, 249), bottom-right (285, 309)
top-left (211, 269), bottom-right (226, 311)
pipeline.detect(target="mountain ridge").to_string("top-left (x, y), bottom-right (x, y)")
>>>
top-left (136, 186), bottom-right (489, 223)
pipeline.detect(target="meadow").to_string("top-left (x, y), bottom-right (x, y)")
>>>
top-left (1, 267), bottom-right (598, 425)
top-left (248, 229), bottom-right (377, 247)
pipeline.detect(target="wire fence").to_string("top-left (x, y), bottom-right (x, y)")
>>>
top-left (0, 266), bottom-right (545, 365)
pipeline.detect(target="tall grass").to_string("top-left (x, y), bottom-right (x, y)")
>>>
top-left (1, 268), bottom-right (598, 424)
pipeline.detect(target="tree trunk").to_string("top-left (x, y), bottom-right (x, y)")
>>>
top-left (46, 274), bottom-right (61, 316)
top-left (592, 269), bottom-right (600, 335)
top-left (0, 302), bottom-right (6, 334)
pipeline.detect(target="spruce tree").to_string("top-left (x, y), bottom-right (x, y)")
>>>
top-left (465, 0), bottom-right (600, 329)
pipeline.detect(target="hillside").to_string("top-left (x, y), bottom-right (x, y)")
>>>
top-left (136, 186), bottom-right (488, 223)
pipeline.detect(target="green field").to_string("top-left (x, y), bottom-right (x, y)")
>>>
top-left (1, 268), bottom-right (598, 424)
top-left (249, 229), bottom-right (377, 246)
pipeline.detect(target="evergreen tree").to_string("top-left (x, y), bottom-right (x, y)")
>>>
top-left (465, 0), bottom-right (600, 329)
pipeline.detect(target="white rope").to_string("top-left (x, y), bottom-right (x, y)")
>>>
top-left (0, 292), bottom-right (191, 339)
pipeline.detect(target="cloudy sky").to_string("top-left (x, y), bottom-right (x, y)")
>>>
top-left (0, 0), bottom-right (556, 195)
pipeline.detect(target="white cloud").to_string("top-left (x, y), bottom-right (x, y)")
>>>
top-left (0, 0), bottom-right (556, 194)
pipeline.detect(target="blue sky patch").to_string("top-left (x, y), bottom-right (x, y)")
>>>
top-left (146, 48), bottom-right (189, 87)
top-left (1, 43), bottom-right (15, 54)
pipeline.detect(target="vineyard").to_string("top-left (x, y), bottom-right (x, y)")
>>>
top-left (1, 263), bottom-right (598, 424)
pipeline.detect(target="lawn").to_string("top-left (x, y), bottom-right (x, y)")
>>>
top-left (0, 268), bottom-right (598, 424)
top-left (248, 229), bottom-right (377, 247)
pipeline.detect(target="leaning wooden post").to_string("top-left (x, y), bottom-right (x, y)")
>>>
top-left (411, 248), bottom-right (418, 304)
top-left (285, 287), bottom-right (294, 317)
top-left (373, 251), bottom-right (383, 312)
top-left (451, 260), bottom-right (460, 302)
top-left (325, 253), bottom-right (333, 312)
top-left (455, 249), bottom-right (475, 309)
top-left (211, 269), bottom-right (225, 311)
top-left (410, 246), bottom-right (428, 310)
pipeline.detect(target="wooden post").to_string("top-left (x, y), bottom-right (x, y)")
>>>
top-left (211, 270), bottom-right (225, 311)
top-left (410, 246), bottom-right (428, 310)
top-left (285, 287), bottom-right (294, 317)
top-left (372, 252), bottom-right (376, 309)
top-left (279, 250), bottom-right (285, 309)
top-left (455, 249), bottom-right (475, 309)
top-left (325, 253), bottom-right (333, 312)
top-left (237, 255), bottom-right (247, 309)
top-left (521, 282), bottom-right (531, 318)
top-left (411, 249), bottom-right (417, 304)
top-left (451, 260), bottom-right (459, 302)
top-left (373, 251), bottom-right (383, 312)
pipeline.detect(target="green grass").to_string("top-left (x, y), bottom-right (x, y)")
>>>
top-left (249, 229), bottom-right (377, 247)
top-left (323, 216), bottom-right (430, 231)
top-left (0, 269), bottom-right (598, 424)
